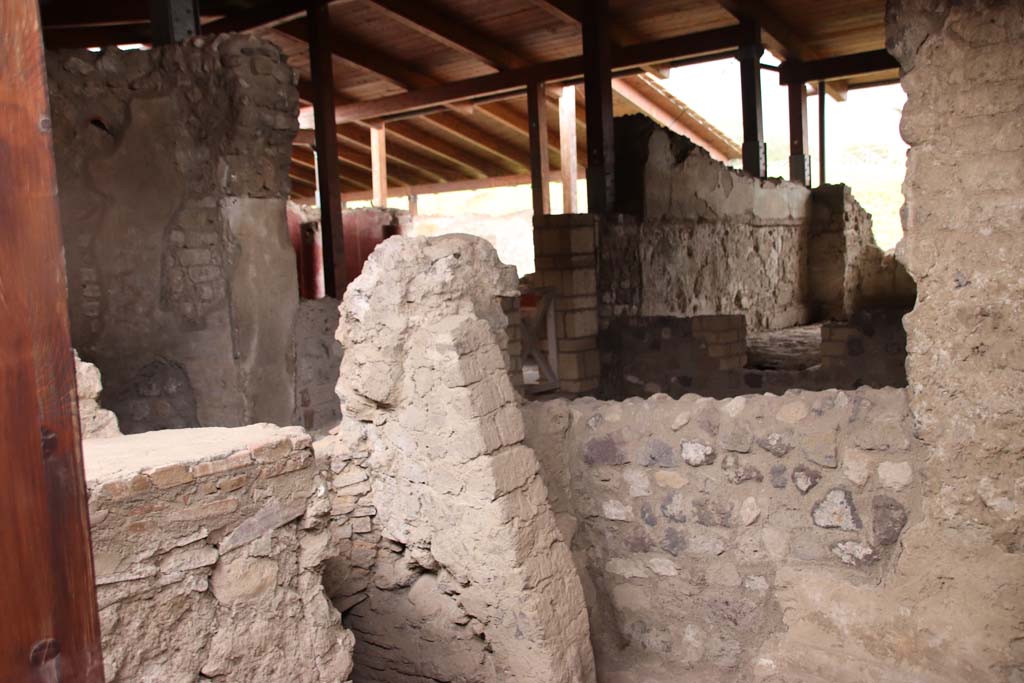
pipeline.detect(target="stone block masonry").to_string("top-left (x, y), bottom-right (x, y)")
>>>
top-left (331, 234), bottom-right (597, 682)
top-left (85, 423), bottom-right (355, 682)
top-left (533, 213), bottom-right (604, 394)
top-left (48, 35), bottom-right (300, 432)
top-left (524, 387), bottom-right (923, 681)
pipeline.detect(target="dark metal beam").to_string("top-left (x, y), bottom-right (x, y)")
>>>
top-left (788, 81), bottom-right (810, 186)
top-left (307, 3), bottom-right (346, 296)
top-left (738, 23), bottom-right (765, 178)
top-left (818, 79), bottom-right (826, 185)
top-left (779, 49), bottom-right (900, 85)
top-left (148, 0), bottom-right (198, 44)
top-left (582, 0), bottom-right (615, 214)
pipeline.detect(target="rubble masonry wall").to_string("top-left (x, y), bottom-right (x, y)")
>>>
top-left (524, 387), bottom-right (922, 682)
top-left (85, 424), bottom-right (356, 682)
top-left (48, 36), bottom-right (299, 433)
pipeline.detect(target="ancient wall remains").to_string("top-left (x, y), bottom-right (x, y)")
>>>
top-left (524, 387), bottom-right (923, 682)
top-left (329, 234), bottom-right (596, 682)
top-left (809, 184), bottom-right (916, 320)
top-left (85, 423), bottom-right (355, 682)
top-left (48, 36), bottom-right (299, 432)
top-left (884, 0), bottom-right (1024, 679)
top-left (612, 115), bottom-right (814, 331)
top-left (294, 297), bottom-right (343, 434)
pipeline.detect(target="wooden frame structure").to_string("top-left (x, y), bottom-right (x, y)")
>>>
top-left (1, 1), bottom-right (104, 680)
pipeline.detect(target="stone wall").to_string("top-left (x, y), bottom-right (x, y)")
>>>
top-left (885, 0), bottom-right (1024, 679)
top-left (809, 184), bottom-right (916, 320)
top-left (524, 387), bottom-right (923, 681)
top-left (76, 350), bottom-right (121, 439)
top-left (85, 423), bottom-right (355, 682)
top-left (611, 115), bottom-right (814, 331)
top-left (294, 297), bottom-right (343, 434)
top-left (532, 213), bottom-right (603, 393)
top-left (329, 234), bottom-right (597, 682)
top-left (48, 36), bottom-right (299, 433)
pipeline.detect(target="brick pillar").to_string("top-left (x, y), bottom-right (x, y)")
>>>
top-left (502, 294), bottom-right (524, 394)
top-left (532, 214), bottom-right (601, 393)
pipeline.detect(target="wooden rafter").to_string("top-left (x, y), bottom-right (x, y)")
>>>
top-left (364, 0), bottom-right (529, 70)
top-left (329, 26), bottom-right (745, 122)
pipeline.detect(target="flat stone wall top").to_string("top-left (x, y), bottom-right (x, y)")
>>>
top-left (87, 424), bottom-right (354, 682)
top-left (85, 423), bottom-right (309, 487)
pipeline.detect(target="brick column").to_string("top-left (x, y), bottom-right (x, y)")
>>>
top-left (532, 214), bottom-right (601, 393)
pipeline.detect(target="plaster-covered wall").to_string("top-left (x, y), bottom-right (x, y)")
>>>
top-left (48, 36), bottom-right (299, 433)
top-left (885, 0), bottom-right (1024, 679)
top-left (607, 116), bottom-right (912, 332)
top-left (612, 116), bottom-right (814, 331)
top-left (525, 388), bottom-right (922, 681)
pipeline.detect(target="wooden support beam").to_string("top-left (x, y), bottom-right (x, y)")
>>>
top-left (738, 24), bottom-right (766, 178)
top-left (147, 0), bottom-right (198, 44)
top-left (42, 23), bottom-right (150, 48)
top-left (582, 0), bottom-right (615, 215)
top-left (818, 80), bottom-right (826, 185)
top-left (329, 25), bottom-right (744, 122)
top-left (364, 0), bottom-right (529, 70)
top-left (384, 120), bottom-right (509, 178)
top-left (307, 3), bottom-right (345, 296)
top-left (718, 0), bottom-right (848, 101)
top-left (779, 50), bottom-right (900, 85)
top-left (370, 123), bottom-right (388, 207)
top-left (527, 81), bottom-right (551, 216)
top-left (558, 85), bottom-right (579, 213)
top-left (0, 3), bottom-right (105, 680)
top-left (788, 81), bottom-right (810, 186)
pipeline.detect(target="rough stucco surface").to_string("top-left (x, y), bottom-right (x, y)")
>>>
top-left (885, 0), bottom-right (1024, 680)
top-left (48, 36), bottom-right (299, 432)
top-left (294, 297), bottom-right (343, 434)
top-left (328, 235), bottom-right (596, 682)
top-left (524, 388), bottom-right (923, 682)
top-left (76, 350), bottom-right (121, 439)
top-left (637, 130), bottom-right (813, 330)
top-left (85, 424), bottom-right (354, 683)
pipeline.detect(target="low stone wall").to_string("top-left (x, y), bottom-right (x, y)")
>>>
top-left (85, 424), bottom-right (355, 682)
top-left (524, 387), bottom-right (922, 681)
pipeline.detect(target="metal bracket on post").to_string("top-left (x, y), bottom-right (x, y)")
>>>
top-left (148, 0), bottom-right (199, 44)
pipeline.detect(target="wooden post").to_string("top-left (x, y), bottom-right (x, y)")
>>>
top-left (582, 0), bottom-right (615, 214)
top-left (370, 122), bottom-right (388, 208)
top-left (788, 80), bottom-right (810, 186)
top-left (558, 85), bottom-right (579, 214)
top-left (818, 79), bottom-right (827, 186)
top-left (308, 3), bottom-right (346, 296)
top-left (0, 2), bottom-right (105, 681)
top-left (738, 23), bottom-right (766, 178)
top-left (527, 80), bottom-right (551, 216)
top-left (148, 0), bottom-right (199, 44)
top-left (408, 193), bottom-right (418, 217)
